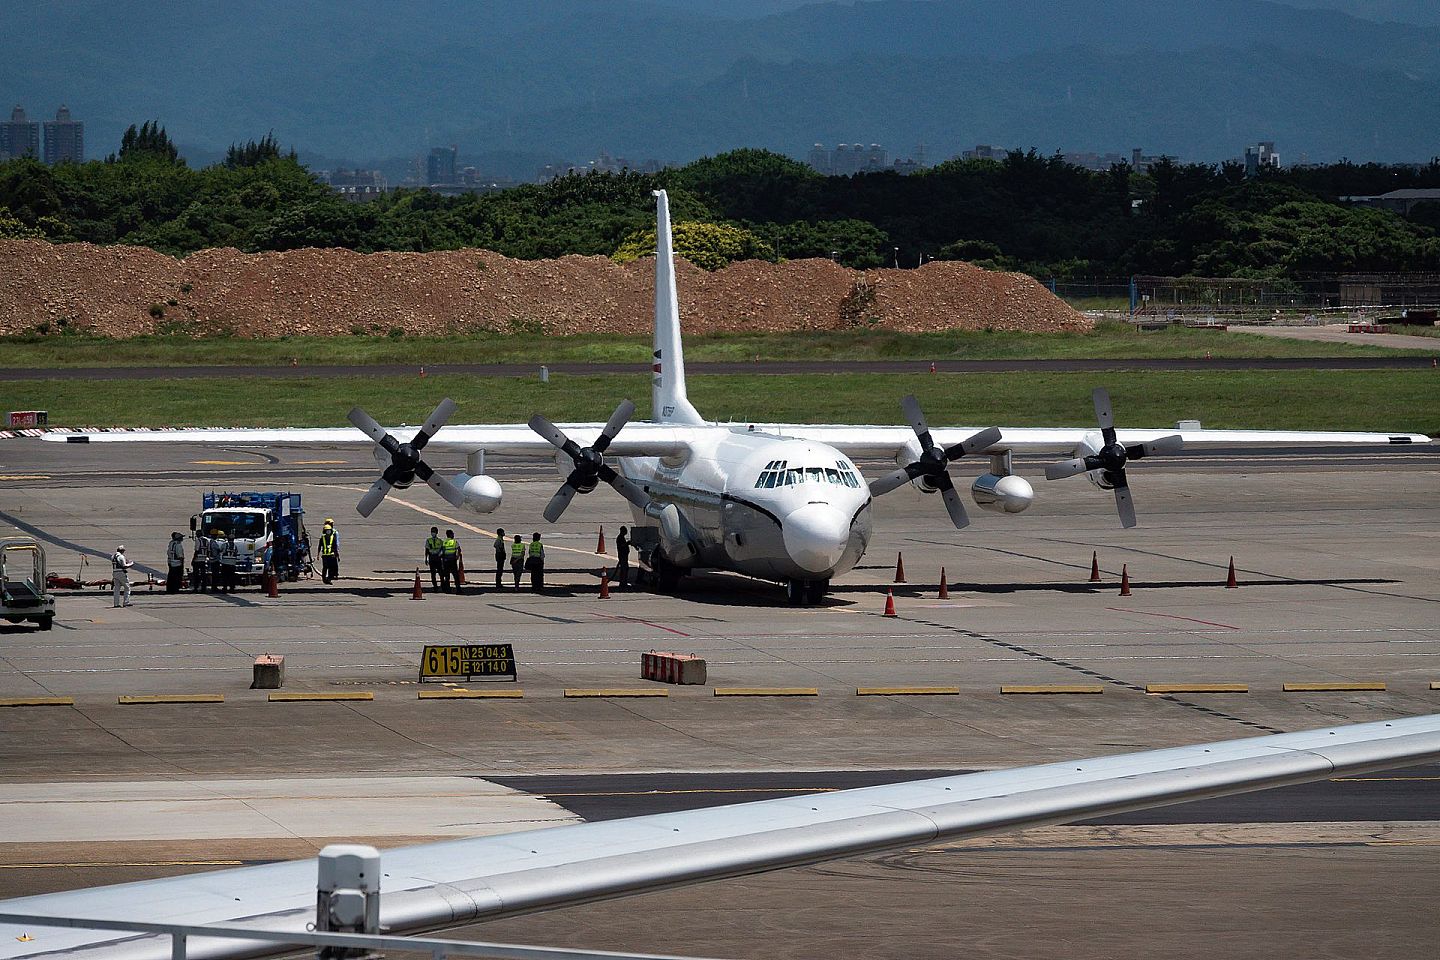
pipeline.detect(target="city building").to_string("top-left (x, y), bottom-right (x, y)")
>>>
top-left (961, 144), bottom-right (1011, 162)
top-left (426, 145), bottom-right (457, 185)
top-left (321, 168), bottom-right (388, 203)
top-left (1129, 147), bottom-right (1169, 173)
top-left (42, 105), bottom-right (83, 164)
top-left (805, 142), bottom-right (889, 176)
top-left (1244, 141), bottom-right (1280, 176)
top-left (1063, 150), bottom-right (1129, 171)
top-left (0, 105), bottom-right (40, 160)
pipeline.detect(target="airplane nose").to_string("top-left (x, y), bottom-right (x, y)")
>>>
top-left (783, 503), bottom-right (850, 575)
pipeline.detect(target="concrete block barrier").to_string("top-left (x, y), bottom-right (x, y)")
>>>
top-left (641, 651), bottom-right (707, 685)
top-left (251, 654), bottom-right (285, 690)
top-left (118, 694), bottom-right (224, 704)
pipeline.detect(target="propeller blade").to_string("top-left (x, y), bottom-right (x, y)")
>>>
top-left (411, 397), bottom-right (458, 450)
top-left (1130, 434), bottom-right (1184, 459)
top-left (1092, 387), bottom-right (1116, 446)
top-left (599, 464), bottom-right (652, 511)
top-left (348, 406), bottom-right (397, 450)
top-left (936, 474), bottom-right (970, 529)
top-left (355, 476), bottom-right (393, 518)
top-left (542, 483), bottom-right (580, 523)
top-left (944, 426), bottom-right (1002, 461)
top-left (592, 399), bottom-right (636, 454)
top-left (1114, 482), bottom-right (1138, 529)
top-left (900, 394), bottom-right (935, 451)
top-left (1045, 457), bottom-right (1091, 480)
top-left (413, 460), bottom-right (465, 508)
top-left (528, 413), bottom-right (584, 459)
top-left (868, 463), bottom-right (923, 498)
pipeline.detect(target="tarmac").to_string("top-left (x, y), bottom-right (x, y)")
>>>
top-left (1, 436), bottom-right (1438, 958)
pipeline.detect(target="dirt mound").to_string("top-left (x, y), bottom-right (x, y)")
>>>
top-left (0, 240), bottom-right (1091, 338)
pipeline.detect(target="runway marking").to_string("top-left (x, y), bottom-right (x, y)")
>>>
top-left (191, 460), bottom-right (254, 465)
top-left (593, 612), bottom-right (691, 638)
top-left (0, 475), bottom-right (49, 480)
top-left (290, 460), bottom-right (348, 464)
top-left (1104, 608), bottom-right (1241, 630)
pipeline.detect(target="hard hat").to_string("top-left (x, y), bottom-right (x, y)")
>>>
top-left (324, 518), bottom-right (334, 525)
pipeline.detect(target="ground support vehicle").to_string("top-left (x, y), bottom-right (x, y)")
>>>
top-left (1, 537), bottom-right (56, 630)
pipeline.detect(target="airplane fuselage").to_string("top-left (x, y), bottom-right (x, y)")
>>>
top-left (619, 427), bottom-right (873, 593)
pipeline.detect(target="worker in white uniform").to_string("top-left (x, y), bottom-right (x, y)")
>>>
top-left (111, 545), bottom-right (134, 607)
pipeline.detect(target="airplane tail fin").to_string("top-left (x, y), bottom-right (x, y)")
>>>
top-left (651, 189), bottom-right (704, 425)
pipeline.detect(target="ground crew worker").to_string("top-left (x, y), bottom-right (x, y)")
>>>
top-left (165, 532), bottom-right (186, 593)
top-left (615, 526), bottom-right (630, 589)
top-left (509, 534), bottom-right (525, 589)
top-left (111, 544), bottom-right (133, 607)
top-left (207, 530), bottom-right (223, 591)
top-left (191, 536), bottom-right (208, 592)
top-left (527, 532), bottom-right (545, 591)
top-left (442, 529), bottom-right (462, 594)
top-left (220, 533), bottom-right (241, 593)
top-left (319, 519), bottom-right (339, 584)
top-left (424, 526), bottom-right (445, 590)
top-left (493, 528), bottom-right (507, 588)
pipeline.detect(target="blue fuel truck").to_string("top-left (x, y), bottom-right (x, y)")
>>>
top-left (190, 491), bottom-right (310, 584)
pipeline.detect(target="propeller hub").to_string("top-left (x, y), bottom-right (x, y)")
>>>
top-left (1099, 442), bottom-right (1128, 471)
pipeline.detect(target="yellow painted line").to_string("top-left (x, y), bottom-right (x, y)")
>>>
top-left (268, 691), bottom-right (373, 702)
top-left (291, 459), bottom-right (348, 464)
top-left (1282, 682), bottom-right (1386, 692)
top-left (1146, 683), bottom-right (1249, 694)
top-left (856, 686), bottom-right (959, 696)
top-left (118, 694), bottom-right (224, 704)
top-left (0, 475), bottom-right (50, 480)
top-left (0, 696), bottom-right (74, 707)
top-left (714, 687), bottom-right (819, 697)
top-left (1001, 684), bottom-right (1105, 695)
top-left (191, 460), bottom-right (254, 465)
top-left (418, 689), bottom-right (523, 700)
top-left (564, 688), bottom-right (668, 698)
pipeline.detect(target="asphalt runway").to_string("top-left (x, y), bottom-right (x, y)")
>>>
top-left (1, 438), bottom-right (1438, 958)
top-left (1, 353), bottom-right (1437, 382)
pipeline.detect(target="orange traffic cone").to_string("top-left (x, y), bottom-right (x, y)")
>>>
top-left (456, 555), bottom-right (466, 586)
top-left (929, 361), bottom-right (936, 374)
top-left (1226, 556), bottom-right (1238, 589)
top-left (597, 526), bottom-right (606, 554)
top-left (266, 572), bottom-right (279, 598)
top-left (894, 552), bottom-right (906, 584)
top-left (938, 567), bottom-right (949, 600)
top-left (599, 568), bottom-right (611, 599)
top-left (419, 366), bottom-right (426, 378)
top-left (1119, 564), bottom-right (1132, 597)
top-left (411, 568), bottom-right (425, 600)
top-left (1089, 551), bottom-right (1101, 582)
top-left (883, 588), bottom-right (897, 617)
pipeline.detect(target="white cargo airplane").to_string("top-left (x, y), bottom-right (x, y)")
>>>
top-left (3, 715), bottom-right (1440, 960)
top-left (43, 190), bottom-right (1430, 603)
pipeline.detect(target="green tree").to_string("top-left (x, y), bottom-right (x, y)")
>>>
top-left (613, 220), bottom-right (773, 270)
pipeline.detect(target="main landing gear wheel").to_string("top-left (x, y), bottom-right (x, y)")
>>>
top-left (786, 579), bottom-right (829, 606)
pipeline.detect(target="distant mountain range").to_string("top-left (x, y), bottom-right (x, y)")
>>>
top-left (5, 0), bottom-right (1438, 175)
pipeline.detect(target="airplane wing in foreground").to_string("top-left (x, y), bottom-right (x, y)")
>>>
top-left (3, 714), bottom-right (1439, 960)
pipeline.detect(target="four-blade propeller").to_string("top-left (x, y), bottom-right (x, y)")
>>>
top-left (529, 399), bottom-right (652, 523)
top-left (347, 398), bottom-right (465, 518)
top-left (867, 395), bottom-right (1002, 529)
top-left (1042, 388), bottom-right (1182, 528)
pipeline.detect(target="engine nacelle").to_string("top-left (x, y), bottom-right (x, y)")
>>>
top-left (971, 473), bottom-right (1034, 513)
top-left (893, 437), bottom-right (943, 493)
top-left (451, 473), bottom-right (502, 514)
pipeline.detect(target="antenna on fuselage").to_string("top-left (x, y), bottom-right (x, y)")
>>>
top-left (651, 189), bottom-right (704, 425)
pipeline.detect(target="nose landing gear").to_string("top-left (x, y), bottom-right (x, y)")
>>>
top-left (786, 578), bottom-right (829, 606)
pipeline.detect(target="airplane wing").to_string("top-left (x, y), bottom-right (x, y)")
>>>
top-left (771, 423), bottom-right (1432, 459)
top-left (28, 423), bottom-right (695, 459)
top-left (3, 714), bottom-right (1438, 960)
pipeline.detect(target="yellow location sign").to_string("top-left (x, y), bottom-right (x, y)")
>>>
top-left (419, 644), bottom-right (517, 683)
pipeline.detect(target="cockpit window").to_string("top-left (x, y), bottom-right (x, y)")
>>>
top-left (756, 459), bottom-right (863, 488)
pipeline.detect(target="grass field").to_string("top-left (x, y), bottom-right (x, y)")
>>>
top-left (4, 371), bottom-right (1436, 435)
top-left (2, 321), bottom-right (1435, 368)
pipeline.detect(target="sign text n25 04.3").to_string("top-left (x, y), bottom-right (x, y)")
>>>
top-left (419, 644), bottom-right (517, 682)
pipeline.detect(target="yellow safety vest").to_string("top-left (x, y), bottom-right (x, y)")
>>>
top-left (511, 542), bottom-right (525, 560)
top-left (425, 536), bottom-right (444, 557)
top-left (527, 541), bottom-right (545, 560)
top-left (320, 529), bottom-right (337, 556)
top-left (442, 537), bottom-right (459, 557)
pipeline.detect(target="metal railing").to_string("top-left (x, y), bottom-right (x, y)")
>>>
top-left (0, 913), bottom-right (717, 960)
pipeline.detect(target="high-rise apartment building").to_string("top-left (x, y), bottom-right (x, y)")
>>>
top-left (0, 105), bottom-right (41, 160)
top-left (426, 145), bottom-right (457, 185)
top-left (43, 105), bottom-right (84, 164)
